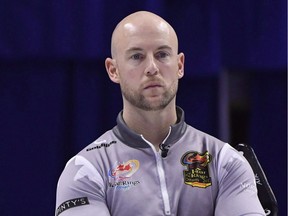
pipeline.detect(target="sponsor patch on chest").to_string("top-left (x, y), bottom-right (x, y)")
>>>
top-left (108, 159), bottom-right (141, 191)
top-left (181, 151), bottom-right (212, 188)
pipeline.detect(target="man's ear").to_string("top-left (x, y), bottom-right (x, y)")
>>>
top-left (105, 58), bottom-right (120, 83)
top-left (177, 53), bottom-right (185, 79)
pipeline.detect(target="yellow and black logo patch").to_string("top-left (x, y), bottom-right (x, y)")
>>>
top-left (181, 151), bottom-right (212, 188)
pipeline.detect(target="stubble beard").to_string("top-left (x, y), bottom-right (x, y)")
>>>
top-left (121, 81), bottom-right (178, 111)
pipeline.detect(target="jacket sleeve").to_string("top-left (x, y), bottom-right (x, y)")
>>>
top-left (214, 144), bottom-right (265, 216)
top-left (55, 155), bottom-right (110, 216)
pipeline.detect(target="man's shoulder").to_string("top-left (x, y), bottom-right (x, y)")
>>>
top-left (76, 129), bottom-right (119, 158)
top-left (185, 124), bottom-right (226, 146)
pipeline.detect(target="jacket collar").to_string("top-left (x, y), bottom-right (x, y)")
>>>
top-left (112, 106), bottom-right (187, 148)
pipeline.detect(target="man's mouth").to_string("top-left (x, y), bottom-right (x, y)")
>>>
top-left (144, 82), bottom-right (163, 89)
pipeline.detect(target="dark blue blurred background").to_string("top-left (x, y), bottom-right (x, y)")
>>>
top-left (0, 0), bottom-right (286, 215)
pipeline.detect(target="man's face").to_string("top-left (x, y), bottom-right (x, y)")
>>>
top-left (109, 18), bottom-right (184, 111)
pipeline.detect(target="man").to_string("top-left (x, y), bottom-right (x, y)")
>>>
top-left (55, 11), bottom-right (265, 216)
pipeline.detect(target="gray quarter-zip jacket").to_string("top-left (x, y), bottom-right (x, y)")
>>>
top-left (55, 107), bottom-right (265, 216)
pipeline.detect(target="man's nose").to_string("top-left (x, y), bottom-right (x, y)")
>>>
top-left (144, 56), bottom-right (159, 76)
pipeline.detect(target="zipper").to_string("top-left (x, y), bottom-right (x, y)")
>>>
top-left (141, 132), bottom-right (171, 215)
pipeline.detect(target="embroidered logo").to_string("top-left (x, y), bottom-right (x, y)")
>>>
top-left (108, 160), bottom-right (140, 190)
top-left (181, 151), bottom-right (212, 188)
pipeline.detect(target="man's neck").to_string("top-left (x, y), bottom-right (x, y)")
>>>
top-left (122, 104), bottom-right (177, 150)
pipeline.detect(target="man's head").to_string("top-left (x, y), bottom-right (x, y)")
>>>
top-left (110, 11), bottom-right (179, 59)
top-left (105, 11), bottom-right (184, 111)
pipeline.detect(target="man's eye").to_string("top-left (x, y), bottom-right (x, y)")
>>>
top-left (131, 54), bottom-right (142, 60)
top-left (156, 52), bottom-right (169, 59)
